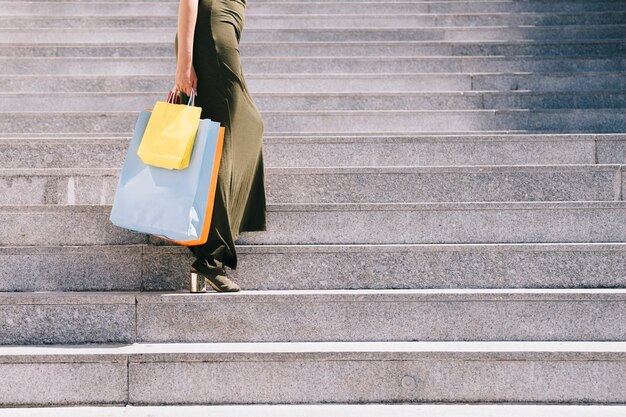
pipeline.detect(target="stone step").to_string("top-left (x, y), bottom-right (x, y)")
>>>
top-left (1, 290), bottom-right (626, 344)
top-left (5, 91), bottom-right (626, 112)
top-left (1, 404), bottom-right (626, 417)
top-left (3, 28), bottom-right (626, 44)
top-left (3, 39), bottom-right (626, 57)
top-left (0, 201), bottom-right (625, 246)
top-left (2, 133), bottom-right (622, 169)
top-left (0, 24), bottom-right (626, 57)
top-left (136, 290), bottom-right (626, 343)
top-left (2, 73), bottom-right (625, 94)
top-left (2, 1), bottom-right (626, 16)
top-left (249, 1), bottom-right (626, 14)
top-left (0, 341), bottom-right (625, 405)
top-left (237, 201), bottom-right (626, 245)
top-left (7, 0), bottom-right (626, 7)
top-left (1, 12), bottom-right (625, 29)
top-left (2, 27), bottom-right (626, 45)
top-left (240, 41), bottom-right (626, 58)
top-left (237, 26), bottom-right (626, 42)
top-left (262, 109), bottom-right (626, 134)
top-left (2, 56), bottom-right (623, 75)
top-left (231, 0), bottom-right (626, 7)
top-left (2, 242), bottom-right (625, 292)
top-left (0, 165), bottom-right (621, 205)
top-left (3, 109), bottom-right (626, 134)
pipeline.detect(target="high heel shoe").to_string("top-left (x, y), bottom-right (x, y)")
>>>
top-left (189, 269), bottom-right (208, 293)
top-left (189, 259), bottom-right (241, 293)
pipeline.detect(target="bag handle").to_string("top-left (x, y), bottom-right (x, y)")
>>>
top-left (167, 87), bottom-right (195, 106)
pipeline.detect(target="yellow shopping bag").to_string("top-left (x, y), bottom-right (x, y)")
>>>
top-left (137, 88), bottom-right (202, 170)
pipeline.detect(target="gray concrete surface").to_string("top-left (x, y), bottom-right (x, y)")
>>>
top-left (0, 342), bottom-right (625, 405)
top-left (2, 242), bottom-right (625, 292)
top-left (1, 202), bottom-right (626, 246)
top-left (3, 134), bottom-right (617, 168)
top-left (0, 165), bottom-right (621, 205)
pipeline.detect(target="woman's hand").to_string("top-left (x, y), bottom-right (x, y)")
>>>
top-left (175, 59), bottom-right (197, 97)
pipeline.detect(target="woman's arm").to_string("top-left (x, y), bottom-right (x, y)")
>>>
top-left (175, 0), bottom-right (199, 96)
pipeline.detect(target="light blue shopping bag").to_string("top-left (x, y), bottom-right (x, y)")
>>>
top-left (109, 109), bottom-right (225, 245)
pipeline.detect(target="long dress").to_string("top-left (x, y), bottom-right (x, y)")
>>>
top-left (174, 0), bottom-right (267, 271)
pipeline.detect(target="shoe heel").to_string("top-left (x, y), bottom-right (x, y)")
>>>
top-left (189, 269), bottom-right (207, 293)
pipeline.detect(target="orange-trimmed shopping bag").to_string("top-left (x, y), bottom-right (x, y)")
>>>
top-left (110, 100), bottom-right (225, 245)
top-left (137, 88), bottom-right (202, 170)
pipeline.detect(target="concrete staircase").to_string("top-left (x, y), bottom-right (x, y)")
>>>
top-left (1, 0), bottom-right (626, 414)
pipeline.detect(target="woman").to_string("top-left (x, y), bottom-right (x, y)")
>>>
top-left (174, 0), bottom-right (267, 292)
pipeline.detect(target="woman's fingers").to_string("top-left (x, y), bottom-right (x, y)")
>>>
top-left (175, 63), bottom-right (198, 96)
top-left (176, 82), bottom-right (192, 96)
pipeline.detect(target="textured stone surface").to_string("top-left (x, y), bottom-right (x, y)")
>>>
top-left (3, 73), bottom-right (625, 94)
top-left (129, 357), bottom-right (626, 404)
top-left (0, 168), bottom-right (118, 204)
top-left (254, 0), bottom-right (624, 11)
top-left (226, 243), bottom-right (626, 291)
top-left (0, 76), bottom-right (472, 94)
top-left (598, 138), bottom-right (626, 164)
top-left (2, 1), bottom-right (626, 16)
top-left (0, 362), bottom-right (127, 406)
top-left (265, 134), bottom-right (604, 166)
top-left (0, 165), bottom-right (620, 205)
top-left (261, 108), bottom-right (626, 134)
top-left (0, 136), bottom-right (128, 168)
top-left (0, 205), bottom-right (146, 245)
top-left (3, 108), bottom-right (626, 134)
top-left (3, 109), bottom-right (626, 134)
top-left (0, 342), bottom-right (624, 405)
top-left (1, 134), bottom-right (609, 169)
top-left (473, 72), bottom-right (626, 92)
top-left (142, 246), bottom-right (195, 291)
top-left (265, 165), bottom-right (622, 203)
top-left (3, 30), bottom-right (626, 57)
top-left (5, 91), bottom-right (626, 112)
top-left (237, 201), bottom-right (626, 245)
top-left (0, 292), bottom-right (136, 344)
top-left (1, 12), bottom-right (626, 29)
top-left (2, 404), bottom-right (626, 417)
top-left (2, 242), bottom-right (624, 292)
top-left (3, 41), bottom-right (625, 58)
top-left (4, 289), bottom-right (625, 345)
top-left (135, 290), bottom-right (626, 343)
top-left (256, 42), bottom-right (626, 58)
top-left (0, 245), bottom-right (143, 291)
top-left (623, 166), bottom-right (625, 199)
top-left (3, 202), bottom-right (626, 246)
top-left (126, 342), bottom-right (626, 404)
top-left (1, 57), bottom-right (624, 76)
top-left (1, 26), bottom-right (625, 44)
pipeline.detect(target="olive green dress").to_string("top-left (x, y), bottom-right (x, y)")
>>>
top-left (174, 0), bottom-right (267, 271)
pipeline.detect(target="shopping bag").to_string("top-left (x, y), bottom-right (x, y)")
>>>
top-left (110, 107), bottom-right (225, 245)
top-left (137, 88), bottom-right (202, 170)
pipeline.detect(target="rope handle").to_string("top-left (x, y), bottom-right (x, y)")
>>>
top-left (167, 87), bottom-right (195, 106)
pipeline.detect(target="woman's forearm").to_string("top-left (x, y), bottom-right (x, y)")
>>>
top-left (177, 0), bottom-right (199, 66)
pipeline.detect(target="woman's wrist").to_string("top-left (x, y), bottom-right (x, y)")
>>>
top-left (177, 53), bottom-right (193, 67)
